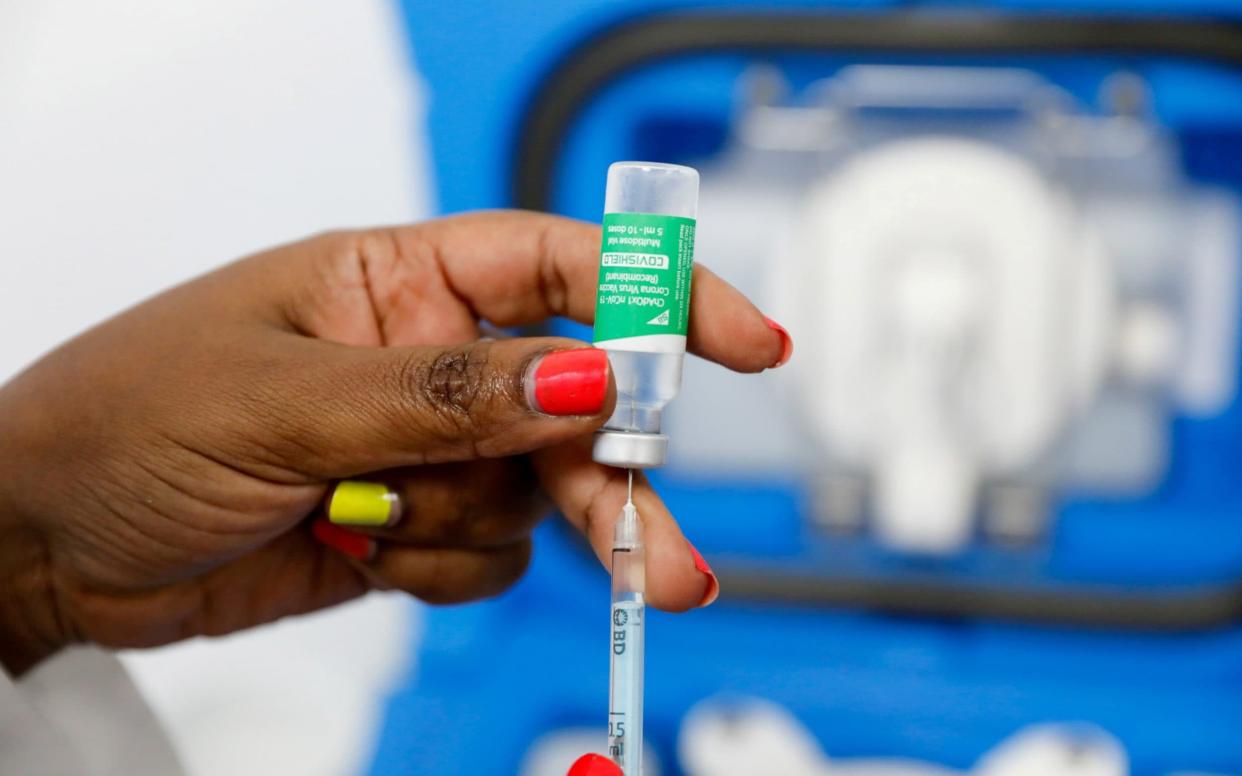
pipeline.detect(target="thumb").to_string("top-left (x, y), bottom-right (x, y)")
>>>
top-left (261, 337), bottom-right (614, 477)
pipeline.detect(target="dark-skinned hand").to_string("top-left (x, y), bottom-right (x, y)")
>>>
top-left (0, 210), bottom-right (789, 675)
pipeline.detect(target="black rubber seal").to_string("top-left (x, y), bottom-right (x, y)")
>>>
top-left (514, 11), bottom-right (1242, 211)
top-left (719, 568), bottom-right (1242, 632)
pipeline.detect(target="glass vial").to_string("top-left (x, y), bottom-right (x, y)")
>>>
top-left (592, 161), bottom-right (700, 468)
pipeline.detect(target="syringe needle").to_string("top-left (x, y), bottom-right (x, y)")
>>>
top-left (626, 468), bottom-right (633, 506)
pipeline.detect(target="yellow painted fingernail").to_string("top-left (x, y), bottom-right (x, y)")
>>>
top-left (327, 481), bottom-right (401, 527)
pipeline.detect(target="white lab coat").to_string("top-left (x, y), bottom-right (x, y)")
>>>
top-left (0, 648), bottom-right (182, 775)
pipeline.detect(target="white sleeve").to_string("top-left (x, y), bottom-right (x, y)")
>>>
top-left (0, 647), bottom-right (183, 776)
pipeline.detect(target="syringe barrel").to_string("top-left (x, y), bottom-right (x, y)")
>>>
top-left (592, 162), bottom-right (700, 469)
top-left (610, 504), bottom-right (645, 596)
top-left (608, 508), bottom-right (645, 774)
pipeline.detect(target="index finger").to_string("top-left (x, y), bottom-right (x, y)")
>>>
top-left (394, 211), bottom-right (786, 374)
top-left (530, 436), bottom-right (717, 613)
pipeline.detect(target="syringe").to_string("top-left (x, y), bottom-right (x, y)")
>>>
top-left (607, 468), bottom-right (644, 774)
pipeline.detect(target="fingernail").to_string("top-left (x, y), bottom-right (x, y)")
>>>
top-left (326, 481), bottom-right (401, 527)
top-left (312, 519), bottom-right (375, 561)
top-left (688, 542), bottom-right (719, 608)
top-left (764, 316), bottom-right (794, 368)
top-left (567, 753), bottom-right (623, 776)
top-left (526, 347), bottom-right (609, 416)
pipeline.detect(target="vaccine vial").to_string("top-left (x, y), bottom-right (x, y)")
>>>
top-left (592, 161), bottom-right (699, 469)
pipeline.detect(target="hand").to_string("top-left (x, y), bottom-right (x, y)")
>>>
top-left (0, 211), bottom-right (788, 674)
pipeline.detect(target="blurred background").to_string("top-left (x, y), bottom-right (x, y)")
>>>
top-left (3, 1), bottom-right (1242, 775)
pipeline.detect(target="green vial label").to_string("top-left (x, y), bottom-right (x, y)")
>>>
top-left (593, 213), bottom-right (695, 349)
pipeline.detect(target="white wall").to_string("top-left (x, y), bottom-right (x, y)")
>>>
top-left (0, 2), bottom-right (429, 773)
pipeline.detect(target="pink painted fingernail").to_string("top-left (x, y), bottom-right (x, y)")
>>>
top-left (688, 543), bottom-right (719, 608)
top-left (567, 753), bottom-right (623, 776)
top-left (764, 316), bottom-right (794, 368)
top-left (312, 519), bottom-right (375, 561)
top-left (527, 347), bottom-right (610, 416)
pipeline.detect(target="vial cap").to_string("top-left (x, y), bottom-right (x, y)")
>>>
top-left (592, 430), bottom-right (668, 469)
